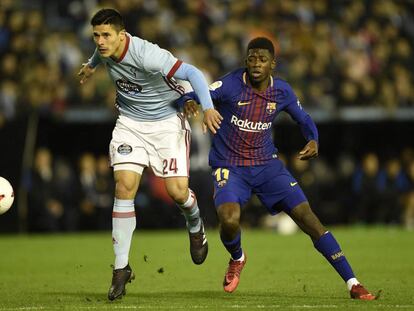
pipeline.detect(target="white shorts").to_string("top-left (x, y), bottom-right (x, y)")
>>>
top-left (109, 114), bottom-right (191, 177)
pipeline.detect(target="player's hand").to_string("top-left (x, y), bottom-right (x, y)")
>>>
top-left (183, 100), bottom-right (200, 118)
top-left (203, 108), bottom-right (223, 134)
top-left (78, 63), bottom-right (96, 84)
top-left (298, 140), bottom-right (318, 160)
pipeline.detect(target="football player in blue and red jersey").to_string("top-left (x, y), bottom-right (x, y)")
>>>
top-left (180, 37), bottom-right (377, 300)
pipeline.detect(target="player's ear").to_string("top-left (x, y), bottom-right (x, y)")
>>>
top-left (271, 58), bottom-right (276, 70)
top-left (119, 29), bottom-right (126, 40)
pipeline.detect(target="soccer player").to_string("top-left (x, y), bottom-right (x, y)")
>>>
top-left (181, 37), bottom-right (377, 300)
top-left (77, 8), bottom-right (222, 301)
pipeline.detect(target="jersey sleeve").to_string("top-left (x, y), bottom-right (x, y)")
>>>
top-left (208, 80), bottom-right (224, 106)
top-left (140, 40), bottom-right (179, 76)
top-left (87, 48), bottom-right (101, 68)
top-left (174, 79), bottom-right (224, 110)
top-left (283, 83), bottom-right (319, 143)
top-left (173, 63), bottom-right (214, 110)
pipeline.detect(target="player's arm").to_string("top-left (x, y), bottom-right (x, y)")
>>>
top-left (285, 98), bottom-right (319, 160)
top-left (178, 93), bottom-right (200, 118)
top-left (178, 87), bottom-right (221, 118)
top-left (173, 63), bottom-right (223, 134)
top-left (78, 48), bottom-right (101, 84)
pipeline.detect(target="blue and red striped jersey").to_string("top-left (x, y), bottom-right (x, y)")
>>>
top-left (183, 68), bottom-right (318, 167)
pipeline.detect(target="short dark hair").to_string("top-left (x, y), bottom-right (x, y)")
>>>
top-left (91, 8), bottom-right (125, 31)
top-left (247, 37), bottom-right (275, 56)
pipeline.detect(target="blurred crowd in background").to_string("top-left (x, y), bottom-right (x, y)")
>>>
top-left (0, 0), bottom-right (413, 125)
top-left (24, 145), bottom-right (414, 232)
top-left (0, 0), bottom-right (414, 232)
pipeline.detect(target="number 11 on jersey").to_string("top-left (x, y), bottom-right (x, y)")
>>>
top-left (214, 168), bottom-right (230, 182)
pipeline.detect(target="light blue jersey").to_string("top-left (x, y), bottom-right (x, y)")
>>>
top-left (89, 34), bottom-right (185, 121)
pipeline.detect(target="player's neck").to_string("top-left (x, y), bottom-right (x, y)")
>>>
top-left (112, 39), bottom-right (127, 61)
top-left (247, 77), bottom-right (271, 93)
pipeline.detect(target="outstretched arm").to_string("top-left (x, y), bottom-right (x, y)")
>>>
top-left (78, 49), bottom-right (101, 84)
top-left (285, 100), bottom-right (319, 160)
top-left (298, 138), bottom-right (318, 160)
top-left (173, 63), bottom-right (223, 134)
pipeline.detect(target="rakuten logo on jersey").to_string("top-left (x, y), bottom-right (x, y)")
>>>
top-left (230, 115), bottom-right (272, 133)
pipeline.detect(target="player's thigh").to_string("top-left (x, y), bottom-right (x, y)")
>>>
top-left (147, 114), bottom-right (191, 178)
top-left (255, 159), bottom-right (307, 214)
top-left (212, 167), bottom-right (251, 208)
top-left (109, 116), bottom-right (150, 168)
top-left (114, 169), bottom-right (141, 199)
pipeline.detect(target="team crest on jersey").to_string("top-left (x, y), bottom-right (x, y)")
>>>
top-left (209, 81), bottom-right (222, 91)
top-left (217, 180), bottom-right (227, 187)
top-left (116, 79), bottom-right (143, 95)
top-left (266, 102), bottom-right (277, 114)
top-left (117, 144), bottom-right (132, 155)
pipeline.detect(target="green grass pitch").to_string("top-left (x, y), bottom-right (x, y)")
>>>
top-left (0, 227), bottom-right (413, 310)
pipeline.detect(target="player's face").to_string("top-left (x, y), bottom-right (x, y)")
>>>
top-left (245, 49), bottom-right (276, 85)
top-left (93, 24), bottom-right (126, 59)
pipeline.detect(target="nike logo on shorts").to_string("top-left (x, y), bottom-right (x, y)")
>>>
top-left (290, 182), bottom-right (298, 187)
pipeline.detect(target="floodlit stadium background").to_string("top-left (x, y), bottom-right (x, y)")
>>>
top-left (0, 0), bottom-right (413, 232)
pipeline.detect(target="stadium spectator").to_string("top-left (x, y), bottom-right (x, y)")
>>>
top-left (27, 148), bottom-right (78, 232)
top-left (76, 153), bottom-right (115, 231)
top-left (94, 155), bottom-right (115, 230)
top-left (336, 154), bottom-right (357, 223)
top-left (377, 157), bottom-right (410, 224)
top-left (351, 152), bottom-right (384, 223)
top-left (0, 80), bottom-right (17, 127)
top-left (77, 152), bottom-right (98, 230)
top-left (0, 0), bottom-right (413, 118)
top-left (403, 159), bottom-right (414, 230)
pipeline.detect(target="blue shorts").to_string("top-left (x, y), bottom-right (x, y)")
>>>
top-left (212, 158), bottom-right (307, 214)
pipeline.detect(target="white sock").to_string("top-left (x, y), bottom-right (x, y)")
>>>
top-left (235, 252), bottom-right (245, 262)
top-left (346, 277), bottom-right (360, 291)
top-left (177, 189), bottom-right (201, 233)
top-left (112, 198), bottom-right (136, 269)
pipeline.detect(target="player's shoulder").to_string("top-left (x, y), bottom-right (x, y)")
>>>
top-left (130, 35), bottom-right (147, 48)
top-left (215, 68), bottom-right (243, 85)
top-left (273, 77), bottom-right (293, 91)
top-left (127, 34), bottom-right (144, 55)
top-left (209, 68), bottom-right (244, 91)
top-left (273, 77), bottom-right (296, 100)
top-left (221, 68), bottom-right (245, 81)
top-left (129, 34), bottom-right (162, 54)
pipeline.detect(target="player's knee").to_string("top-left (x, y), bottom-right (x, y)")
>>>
top-left (291, 202), bottom-right (326, 239)
top-left (114, 171), bottom-right (140, 199)
top-left (115, 180), bottom-right (136, 199)
top-left (218, 203), bottom-right (240, 230)
top-left (167, 186), bottom-right (188, 204)
top-left (169, 191), bottom-right (188, 204)
top-left (291, 202), bottom-right (312, 221)
top-left (165, 180), bottom-right (189, 204)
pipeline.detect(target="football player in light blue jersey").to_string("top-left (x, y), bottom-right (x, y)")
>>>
top-left (78, 8), bottom-right (222, 301)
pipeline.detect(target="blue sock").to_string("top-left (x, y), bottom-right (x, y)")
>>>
top-left (221, 231), bottom-right (243, 260)
top-left (313, 231), bottom-right (355, 282)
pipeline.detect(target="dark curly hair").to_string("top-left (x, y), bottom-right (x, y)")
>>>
top-left (91, 8), bottom-right (125, 32)
top-left (247, 37), bottom-right (275, 57)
